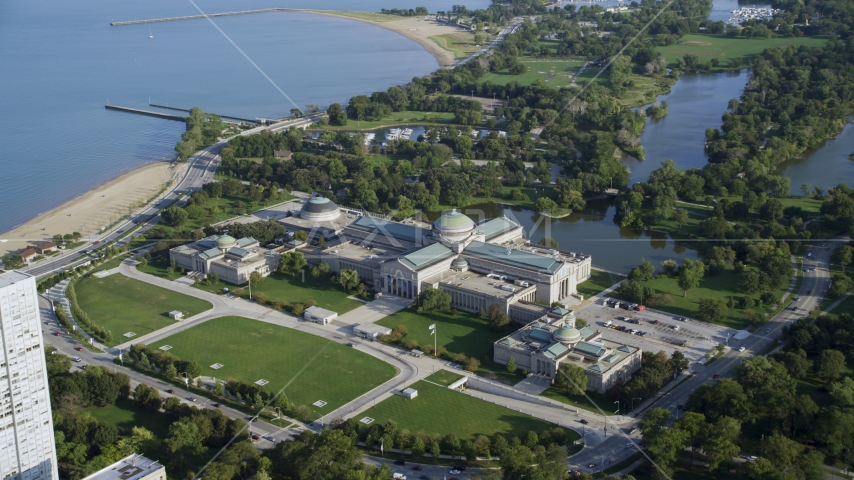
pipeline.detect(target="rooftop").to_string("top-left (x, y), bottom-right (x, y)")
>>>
top-left (0, 270), bottom-right (32, 290)
top-left (305, 305), bottom-right (337, 317)
top-left (349, 216), bottom-right (427, 244)
top-left (476, 216), bottom-right (520, 240)
top-left (463, 241), bottom-right (565, 274)
top-left (434, 209), bottom-right (475, 229)
top-left (82, 454), bottom-right (163, 480)
top-left (327, 242), bottom-right (392, 266)
top-left (399, 243), bottom-right (454, 271)
top-left (438, 271), bottom-right (536, 299)
top-left (302, 196), bottom-right (339, 214)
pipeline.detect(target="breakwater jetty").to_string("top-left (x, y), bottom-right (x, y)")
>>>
top-left (104, 104), bottom-right (186, 121)
top-left (148, 104), bottom-right (259, 124)
top-left (109, 8), bottom-right (298, 26)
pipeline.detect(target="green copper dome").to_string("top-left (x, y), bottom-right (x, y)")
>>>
top-left (553, 325), bottom-right (582, 343)
top-left (216, 235), bottom-right (236, 247)
top-left (434, 209), bottom-right (475, 228)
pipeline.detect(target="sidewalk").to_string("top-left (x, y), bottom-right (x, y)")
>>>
top-left (44, 280), bottom-right (107, 351)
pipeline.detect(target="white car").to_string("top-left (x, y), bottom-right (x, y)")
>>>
top-left (450, 470), bottom-right (461, 475)
top-left (738, 347), bottom-right (746, 352)
top-left (766, 328), bottom-right (771, 333)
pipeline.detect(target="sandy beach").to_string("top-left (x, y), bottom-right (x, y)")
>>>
top-left (0, 163), bottom-right (178, 258)
top-left (304, 12), bottom-right (465, 67)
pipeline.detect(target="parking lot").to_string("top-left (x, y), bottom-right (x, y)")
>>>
top-left (578, 300), bottom-right (744, 366)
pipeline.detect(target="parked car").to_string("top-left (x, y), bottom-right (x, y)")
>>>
top-left (450, 470), bottom-right (461, 475)
top-left (72, 357), bottom-right (81, 362)
top-left (251, 434), bottom-right (260, 441)
top-left (677, 317), bottom-right (687, 322)
top-left (671, 325), bottom-right (680, 331)
top-left (738, 347), bottom-right (746, 352)
top-left (394, 460), bottom-right (406, 465)
top-left (346, 342), bottom-right (355, 347)
top-left (93, 241), bottom-right (100, 245)
top-left (712, 374), bottom-right (719, 379)
top-left (635, 305), bottom-right (646, 311)
top-left (53, 332), bottom-right (61, 337)
top-left (765, 328), bottom-right (771, 333)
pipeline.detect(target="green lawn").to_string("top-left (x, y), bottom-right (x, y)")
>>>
top-left (194, 270), bottom-right (363, 314)
top-left (74, 271), bottom-right (212, 346)
top-left (377, 308), bottom-right (526, 384)
top-left (609, 266), bottom-right (792, 329)
top-left (358, 373), bottom-right (580, 442)
top-left (825, 293), bottom-right (854, 318)
top-left (540, 385), bottom-right (617, 415)
top-left (576, 269), bottom-right (625, 299)
top-left (156, 192), bottom-right (294, 237)
top-left (658, 34), bottom-right (830, 69)
top-left (481, 60), bottom-right (586, 87)
top-left (429, 31), bottom-right (483, 59)
top-left (425, 369), bottom-right (464, 386)
top-left (149, 316), bottom-right (397, 412)
top-left (778, 196), bottom-right (824, 215)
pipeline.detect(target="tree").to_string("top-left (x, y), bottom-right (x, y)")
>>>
top-left (538, 237), bottom-right (559, 249)
top-left (487, 304), bottom-right (510, 331)
top-left (338, 269), bottom-right (360, 291)
top-left (678, 259), bottom-right (705, 297)
top-left (165, 421), bottom-right (205, 471)
top-left (327, 103), bottom-right (347, 126)
top-left (631, 258), bottom-right (655, 281)
top-left (161, 206), bottom-right (188, 227)
top-left (416, 286), bottom-right (451, 314)
top-left (671, 208), bottom-right (689, 227)
top-left (506, 356), bottom-right (517, 374)
top-left (279, 251), bottom-right (307, 275)
top-left (619, 280), bottom-right (645, 303)
top-left (675, 412), bottom-right (708, 467)
top-left (555, 363), bottom-right (587, 395)
top-left (832, 245), bottom-right (853, 272)
top-left (534, 196), bottom-right (558, 214)
top-left (249, 271), bottom-right (265, 288)
top-left (697, 298), bottom-right (727, 322)
top-left (815, 349), bottom-right (846, 382)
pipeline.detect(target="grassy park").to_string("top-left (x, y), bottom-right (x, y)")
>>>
top-left (358, 372), bottom-right (580, 442)
top-left (658, 34), bottom-right (830, 69)
top-left (481, 60), bottom-right (586, 87)
top-left (195, 270), bottom-right (363, 314)
top-left (610, 266), bottom-right (793, 329)
top-left (377, 308), bottom-right (525, 384)
top-left (74, 271), bottom-right (212, 346)
top-left (576, 269), bottom-right (624, 299)
top-left (430, 31), bottom-right (482, 58)
top-left (149, 316), bottom-right (396, 412)
top-left (314, 110), bottom-right (462, 131)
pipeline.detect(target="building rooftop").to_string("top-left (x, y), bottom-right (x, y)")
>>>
top-left (236, 237), bottom-right (257, 247)
top-left (200, 247), bottom-right (223, 259)
top-left (0, 270), bottom-right (32, 289)
top-left (82, 454), bottom-right (163, 480)
top-left (439, 272), bottom-right (536, 300)
top-left (349, 216), bottom-right (427, 245)
top-left (328, 243), bottom-right (391, 266)
top-left (476, 216), bottom-right (520, 240)
top-left (399, 243), bottom-right (454, 271)
top-left (302, 196), bottom-right (339, 214)
top-left (305, 305), bottom-right (337, 317)
top-left (463, 241), bottom-right (565, 274)
top-left (434, 209), bottom-right (475, 229)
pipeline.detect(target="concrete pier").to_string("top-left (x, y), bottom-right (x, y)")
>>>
top-left (104, 105), bottom-right (186, 121)
top-left (148, 104), bottom-right (259, 124)
top-left (109, 8), bottom-right (297, 26)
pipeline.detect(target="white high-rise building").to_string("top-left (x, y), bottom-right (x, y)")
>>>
top-left (0, 271), bottom-right (58, 480)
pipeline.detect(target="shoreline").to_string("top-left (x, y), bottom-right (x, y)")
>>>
top-left (302, 11), bottom-right (459, 67)
top-left (0, 163), bottom-right (177, 258)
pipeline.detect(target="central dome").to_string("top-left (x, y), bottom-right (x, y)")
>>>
top-left (300, 196), bottom-right (340, 222)
top-left (216, 235), bottom-right (236, 248)
top-left (433, 209), bottom-right (475, 241)
top-left (553, 325), bottom-right (582, 344)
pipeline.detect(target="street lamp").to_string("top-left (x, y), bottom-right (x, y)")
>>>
top-left (614, 400), bottom-right (620, 420)
top-left (274, 407), bottom-right (282, 425)
top-left (181, 372), bottom-right (189, 389)
top-left (314, 410), bottom-right (325, 429)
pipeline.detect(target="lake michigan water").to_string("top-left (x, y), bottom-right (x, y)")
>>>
top-left (0, 0), bottom-right (489, 233)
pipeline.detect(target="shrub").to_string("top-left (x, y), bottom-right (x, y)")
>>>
top-left (404, 339), bottom-right (419, 350)
top-left (292, 303), bottom-right (306, 316)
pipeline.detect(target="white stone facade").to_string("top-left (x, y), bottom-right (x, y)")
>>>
top-left (0, 271), bottom-right (59, 480)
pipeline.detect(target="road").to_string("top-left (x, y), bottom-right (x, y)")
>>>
top-left (20, 115), bottom-right (322, 281)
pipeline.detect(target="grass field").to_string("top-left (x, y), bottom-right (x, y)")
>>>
top-left (426, 369), bottom-right (464, 386)
top-left (376, 308), bottom-right (525, 384)
top-left (74, 271), bottom-right (212, 346)
top-left (193, 270), bottom-right (363, 314)
top-left (777, 196), bottom-right (824, 214)
top-left (429, 31), bottom-right (482, 58)
top-left (155, 192), bottom-right (294, 237)
top-left (149, 316), bottom-right (397, 412)
top-left (481, 60), bottom-right (586, 87)
top-left (825, 293), bottom-right (854, 318)
top-left (540, 385), bottom-right (616, 414)
top-left (658, 34), bottom-right (830, 69)
top-left (609, 266), bottom-right (792, 329)
top-left (358, 372), bottom-right (580, 442)
top-left (576, 269), bottom-right (624, 299)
